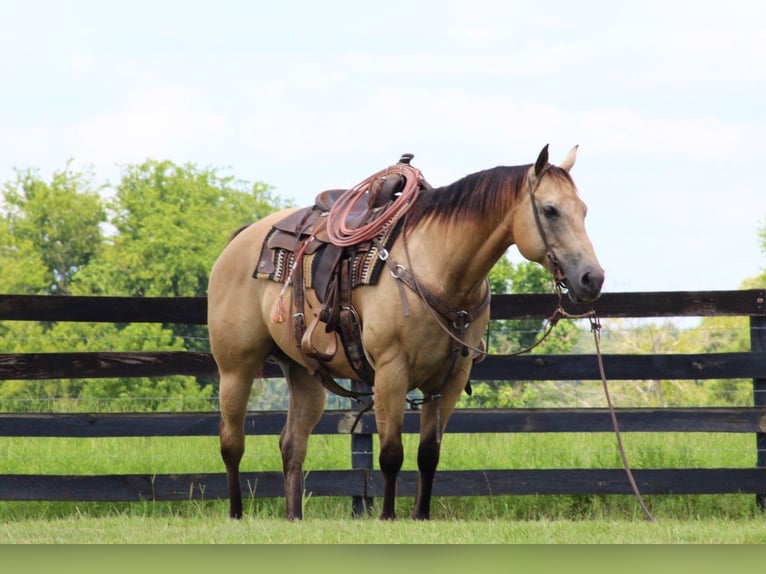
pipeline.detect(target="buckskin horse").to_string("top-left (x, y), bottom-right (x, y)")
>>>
top-left (207, 145), bottom-right (604, 520)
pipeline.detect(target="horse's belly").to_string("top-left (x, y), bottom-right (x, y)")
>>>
top-left (264, 300), bottom-right (362, 380)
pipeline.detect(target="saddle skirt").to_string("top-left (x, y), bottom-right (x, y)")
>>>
top-left (252, 192), bottom-right (406, 387)
top-left (250, 155), bottom-right (425, 389)
top-left (254, 215), bottom-right (403, 298)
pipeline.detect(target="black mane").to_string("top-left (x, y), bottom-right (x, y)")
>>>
top-left (405, 164), bottom-right (528, 228)
top-left (405, 164), bottom-right (574, 228)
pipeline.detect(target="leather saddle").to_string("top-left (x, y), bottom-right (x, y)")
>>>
top-left (255, 161), bottom-right (412, 385)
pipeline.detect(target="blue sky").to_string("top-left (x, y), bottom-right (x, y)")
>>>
top-left (2, 0), bottom-right (765, 293)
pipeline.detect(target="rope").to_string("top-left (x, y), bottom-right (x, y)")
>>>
top-left (589, 312), bottom-right (655, 522)
top-left (323, 158), bottom-right (654, 520)
top-left (325, 164), bottom-right (422, 247)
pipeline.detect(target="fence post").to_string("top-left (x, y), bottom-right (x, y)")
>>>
top-left (751, 312), bottom-right (766, 511)
top-left (350, 380), bottom-right (374, 517)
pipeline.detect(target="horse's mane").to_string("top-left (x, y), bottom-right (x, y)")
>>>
top-left (405, 164), bottom-right (574, 228)
top-left (228, 223), bottom-right (251, 242)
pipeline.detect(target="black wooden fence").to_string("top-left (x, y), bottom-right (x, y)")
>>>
top-left (0, 290), bottom-right (764, 511)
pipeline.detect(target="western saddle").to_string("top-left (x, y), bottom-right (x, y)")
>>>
top-left (255, 154), bottom-right (427, 392)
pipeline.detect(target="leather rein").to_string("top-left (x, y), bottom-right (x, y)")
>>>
top-left (528, 165), bottom-right (654, 521)
top-left (375, 164), bottom-right (654, 519)
top-left (388, 163), bottom-right (577, 361)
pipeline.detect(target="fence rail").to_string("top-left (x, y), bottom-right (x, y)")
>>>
top-left (0, 289), bottom-right (765, 509)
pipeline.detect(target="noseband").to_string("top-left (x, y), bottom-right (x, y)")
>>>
top-left (527, 164), bottom-right (567, 289)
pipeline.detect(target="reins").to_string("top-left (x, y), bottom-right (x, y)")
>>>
top-left (394, 261), bottom-right (653, 520)
top-left (315, 158), bottom-right (655, 520)
top-left (589, 312), bottom-right (655, 522)
top-left (383, 163), bottom-right (655, 521)
top-left (527, 165), bottom-right (654, 521)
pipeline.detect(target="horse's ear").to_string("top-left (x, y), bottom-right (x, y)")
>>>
top-left (559, 145), bottom-right (578, 172)
top-left (535, 144), bottom-right (549, 177)
top-left (527, 144), bottom-right (549, 189)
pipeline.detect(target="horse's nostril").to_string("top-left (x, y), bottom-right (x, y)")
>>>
top-left (581, 269), bottom-right (605, 294)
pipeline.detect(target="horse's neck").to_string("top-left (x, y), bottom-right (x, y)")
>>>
top-left (404, 214), bottom-right (513, 305)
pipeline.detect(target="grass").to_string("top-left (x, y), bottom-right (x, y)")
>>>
top-left (3, 400), bottom-right (763, 542)
top-left (2, 512), bottom-right (766, 543)
top-left (0, 430), bottom-right (763, 543)
top-left (1, 431), bottom-right (755, 475)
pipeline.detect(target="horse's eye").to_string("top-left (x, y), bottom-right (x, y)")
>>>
top-left (542, 204), bottom-right (559, 219)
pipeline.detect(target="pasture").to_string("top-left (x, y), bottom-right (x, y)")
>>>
top-left (1, 289), bottom-right (765, 543)
top-left (1, 432), bottom-right (765, 543)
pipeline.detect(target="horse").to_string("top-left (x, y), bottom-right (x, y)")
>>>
top-left (207, 145), bottom-right (604, 520)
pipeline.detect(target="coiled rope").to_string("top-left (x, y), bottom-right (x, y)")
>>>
top-left (325, 161), bottom-right (423, 247)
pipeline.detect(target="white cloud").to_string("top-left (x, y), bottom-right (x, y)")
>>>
top-left (66, 87), bottom-right (228, 169)
top-left (2, 1), bottom-right (765, 293)
top-left (580, 108), bottom-right (752, 163)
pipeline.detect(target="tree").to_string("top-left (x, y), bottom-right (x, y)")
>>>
top-left (460, 258), bottom-right (585, 408)
top-left (1, 159), bottom-right (288, 412)
top-left (0, 219), bottom-right (48, 294)
top-left (72, 159), bottom-right (289, 358)
top-left (73, 160), bottom-right (286, 298)
top-left (1, 163), bottom-right (106, 294)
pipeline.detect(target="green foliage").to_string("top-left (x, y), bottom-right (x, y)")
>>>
top-left (0, 321), bottom-right (213, 412)
top-left (1, 163), bottom-right (106, 294)
top-left (0, 159), bottom-right (287, 412)
top-left (462, 259), bottom-right (583, 408)
top-left (73, 159), bottom-right (286, 298)
top-left (0, 221), bottom-right (48, 294)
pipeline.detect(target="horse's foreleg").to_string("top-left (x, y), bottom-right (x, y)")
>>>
top-left (412, 374), bottom-right (466, 520)
top-left (373, 381), bottom-right (407, 520)
top-left (219, 370), bottom-right (256, 519)
top-left (411, 399), bottom-right (441, 520)
top-left (278, 359), bottom-right (326, 520)
top-left (378, 434), bottom-right (404, 520)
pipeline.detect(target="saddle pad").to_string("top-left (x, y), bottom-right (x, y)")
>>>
top-left (254, 218), bottom-right (403, 290)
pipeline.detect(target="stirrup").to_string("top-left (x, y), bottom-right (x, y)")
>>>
top-left (300, 313), bottom-right (338, 361)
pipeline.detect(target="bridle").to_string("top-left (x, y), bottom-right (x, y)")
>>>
top-left (332, 159), bottom-right (655, 520)
top-left (526, 163), bottom-right (654, 521)
top-left (396, 162), bottom-right (654, 520)
top-left (527, 163), bottom-right (567, 289)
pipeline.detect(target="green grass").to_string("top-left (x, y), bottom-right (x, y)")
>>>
top-left (1, 431), bottom-right (763, 542)
top-left (2, 513), bottom-right (765, 543)
top-left (1, 431), bottom-right (755, 475)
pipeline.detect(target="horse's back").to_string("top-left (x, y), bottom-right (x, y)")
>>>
top-left (207, 208), bottom-right (301, 369)
top-left (209, 207), bottom-right (299, 296)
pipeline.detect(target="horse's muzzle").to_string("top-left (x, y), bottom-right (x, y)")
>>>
top-left (566, 266), bottom-right (605, 303)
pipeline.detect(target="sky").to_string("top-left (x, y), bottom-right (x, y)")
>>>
top-left (1, 0), bottom-right (765, 294)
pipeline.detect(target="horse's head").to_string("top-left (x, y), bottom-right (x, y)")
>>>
top-left (513, 145), bottom-right (604, 303)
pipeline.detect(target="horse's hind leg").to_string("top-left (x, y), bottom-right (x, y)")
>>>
top-left (276, 357), bottom-right (326, 520)
top-left (218, 365), bottom-right (260, 519)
